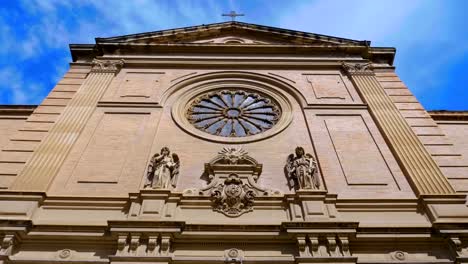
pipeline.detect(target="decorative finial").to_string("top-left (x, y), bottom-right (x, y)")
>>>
top-left (222, 11), bottom-right (245, 21)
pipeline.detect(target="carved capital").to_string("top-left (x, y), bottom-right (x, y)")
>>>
top-left (341, 62), bottom-right (373, 76)
top-left (91, 59), bottom-right (124, 75)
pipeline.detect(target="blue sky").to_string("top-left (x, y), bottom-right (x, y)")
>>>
top-left (0, 0), bottom-right (467, 110)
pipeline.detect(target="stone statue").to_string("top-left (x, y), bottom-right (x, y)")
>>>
top-left (286, 147), bottom-right (320, 190)
top-left (144, 147), bottom-right (180, 189)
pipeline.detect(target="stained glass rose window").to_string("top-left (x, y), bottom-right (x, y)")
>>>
top-left (186, 90), bottom-right (281, 137)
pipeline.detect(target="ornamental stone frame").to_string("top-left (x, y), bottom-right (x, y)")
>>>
top-left (171, 75), bottom-right (293, 143)
top-left (193, 146), bottom-right (282, 217)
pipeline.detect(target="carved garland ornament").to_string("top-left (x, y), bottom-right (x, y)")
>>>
top-left (187, 90), bottom-right (281, 137)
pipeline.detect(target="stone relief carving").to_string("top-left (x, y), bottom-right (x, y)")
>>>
top-left (116, 233), bottom-right (172, 257)
top-left (211, 173), bottom-right (256, 217)
top-left (286, 147), bottom-right (320, 190)
top-left (390, 251), bottom-right (407, 261)
top-left (296, 234), bottom-right (351, 257)
top-left (218, 146), bottom-right (249, 164)
top-left (341, 62), bottom-right (373, 75)
top-left (187, 147), bottom-right (281, 217)
top-left (57, 249), bottom-right (72, 259)
top-left (225, 248), bottom-right (244, 263)
top-left (144, 147), bottom-right (180, 189)
top-left (91, 59), bottom-right (124, 74)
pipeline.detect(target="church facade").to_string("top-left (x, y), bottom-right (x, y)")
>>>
top-left (0, 21), bottom-right (468, 263)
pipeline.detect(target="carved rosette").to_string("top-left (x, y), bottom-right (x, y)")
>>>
top-left (341, 62), bottom-right (373, 76)
top-left (91, 59), bottom-right (124, 75)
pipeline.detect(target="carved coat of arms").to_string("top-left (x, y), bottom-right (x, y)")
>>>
top-left (211, 174), bottom-right (256, 217)
top-left (187, 147), bottom-right (281, 217)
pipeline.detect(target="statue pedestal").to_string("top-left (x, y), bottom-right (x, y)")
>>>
top-left (128, 189), bottom-right (181, 220)
top-left (285, 190), bottom-right (338, 221)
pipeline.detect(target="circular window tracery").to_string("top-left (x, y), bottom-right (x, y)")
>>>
top-left (187, 90), bottom-right (281, 137)
top-left (171, 76), bottom-right (293, 143)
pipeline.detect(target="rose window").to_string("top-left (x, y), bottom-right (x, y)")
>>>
top-left (187, 90), bottom-right (281, 137)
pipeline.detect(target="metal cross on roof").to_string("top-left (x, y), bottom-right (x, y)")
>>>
top-left (222, 11), bottom-right (245, 21)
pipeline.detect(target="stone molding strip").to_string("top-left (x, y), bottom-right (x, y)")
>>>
top-left (342, 62), bottom-right (455, 195)
top-left (10, 60), bottom-right (124, 191)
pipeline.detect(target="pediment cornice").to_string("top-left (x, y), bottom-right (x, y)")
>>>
top-left (95, 21), bottom-right (369, 46)
top-left (69, 22), bottom-right (395, 65)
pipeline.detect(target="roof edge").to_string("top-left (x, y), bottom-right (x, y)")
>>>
top-left (95, 21), bottom-right (369, 46)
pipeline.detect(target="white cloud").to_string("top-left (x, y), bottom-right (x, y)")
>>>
top-left (1, 0), bottom-right (227, 105)
top-left (0, 67), bottom-right (44, 104)
top-left (2, 0), bottom-right (466, 109)
top-left (51, 57), bottom-right (71, 84)
top-left (277, 0), bottom-right (423, 44)
top-left (276, 0), bottom-right (468, 106)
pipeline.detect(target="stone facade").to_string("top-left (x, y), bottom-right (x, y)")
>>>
top-left (0, 21), bottom-right (467, 264)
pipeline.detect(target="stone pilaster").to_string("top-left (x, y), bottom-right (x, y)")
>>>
top-left (342, 62), bottom-right (454, 195)
top-left (10, 59), bottom-right (124, 191)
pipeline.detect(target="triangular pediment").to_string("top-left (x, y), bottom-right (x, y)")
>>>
top-left (183, 34), bottom-right (289, 45)
top-left (96, 21), bottom-right (369, 47)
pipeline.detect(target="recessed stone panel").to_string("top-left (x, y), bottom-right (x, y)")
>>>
top-left (72, 113), bottom-right (149, 184)
top-left (305, 74), bottom-right (353, 101)
top-left (118, 72), bottom-right (163, 98)
top-left (323, 116), bottom-right (391, 186)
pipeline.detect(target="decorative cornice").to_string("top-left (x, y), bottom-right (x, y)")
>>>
top-left (429, 110), bottom-right (468, 121)
top-left (91, 59), bottom-right (124, 75)
top-left (341, 62), bottom-right (374, 76)
top-left (96, 21), bottom-right (368, 46)
top-left (69, 22), bottom-right (395, 65)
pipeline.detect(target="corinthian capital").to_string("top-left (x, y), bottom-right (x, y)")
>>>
top-left (341, 62), bottom-right (373, 76)
top-left (91, 59), bottom-right (124, 75)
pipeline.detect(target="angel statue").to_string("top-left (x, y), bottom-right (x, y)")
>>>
top-left (286, 147), bottom-right (320, 190)
top-left (144, 147), bottom-right (180, 189)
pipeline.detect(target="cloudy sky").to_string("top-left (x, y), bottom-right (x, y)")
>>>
top-left (1, 0), bottom-right (467, 110)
